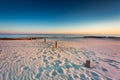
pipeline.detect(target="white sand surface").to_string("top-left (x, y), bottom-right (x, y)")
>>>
top-left (0, 39), bottom-right (120, 80)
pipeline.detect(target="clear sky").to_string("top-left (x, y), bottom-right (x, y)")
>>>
top-left (0, 0), bottom-right (120, 34)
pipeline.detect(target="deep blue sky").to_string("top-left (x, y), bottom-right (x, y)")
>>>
top-left (0, 0), bottom-right (120, 34)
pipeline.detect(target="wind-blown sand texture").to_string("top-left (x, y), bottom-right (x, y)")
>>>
top-left (0, 39), bottom-right (120, 80)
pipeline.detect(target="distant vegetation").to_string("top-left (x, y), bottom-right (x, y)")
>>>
top-left (0, 36), bottom-right (119, 40)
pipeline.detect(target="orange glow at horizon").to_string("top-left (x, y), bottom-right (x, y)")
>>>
top-left (0, 19), bottom-right (120, 35)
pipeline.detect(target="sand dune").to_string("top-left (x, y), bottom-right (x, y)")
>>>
top-left (0, 39), bottom-right (120, 80)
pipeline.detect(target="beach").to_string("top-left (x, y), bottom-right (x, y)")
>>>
top-left (0, 38), bottom-right (120, 80)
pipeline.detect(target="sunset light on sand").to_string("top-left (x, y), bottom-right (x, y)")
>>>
top-left (0, 0), bottom-right (120, 80)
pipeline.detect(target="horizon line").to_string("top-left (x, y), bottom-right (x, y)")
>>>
top-left (0, 33), bottom-right (120, 35)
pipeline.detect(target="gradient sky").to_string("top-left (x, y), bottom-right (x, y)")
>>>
top-left (0, 0), bottom-right (120, 34)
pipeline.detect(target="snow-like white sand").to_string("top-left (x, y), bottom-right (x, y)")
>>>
top-left (0, 39), bottom-right (120, 80)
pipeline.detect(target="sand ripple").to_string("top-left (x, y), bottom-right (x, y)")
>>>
top-left (0, 40), bottom-right (120, 80)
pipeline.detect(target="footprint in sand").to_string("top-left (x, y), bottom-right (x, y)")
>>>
top-left (38, 56), bottom-right (41, 59)
top-left (21, 66), bottom-right (29, 71)
top-left (45, 71), bottom-right (50, 77)
top-left (48, 56), bottom-right (53, 60)
top-left (68, 74), bottom-right (73, 80)
top-left (80, 74), bottom-right (88, 80)
top-left (35, 73), bottom-right (42, 79)
top-left (62, 60), bottom-right (72, 69)
top-left (20, 56), bottom-right (24, 59)
top-left (72, 63), bottom-right (80, 70)
top-left (57, 54), bottom-right (61, 58)
top-left (35, 67), bottom-right (43, 79)
top-left (23, 66), bottom-right (29, 70)
top-left (43, 51), bottom-right (47, 54)
top-left (52, 70), bottom-right (57, 77)
top-left (73, 74), bottom-right (79, 79)
top-left (32, 58), bottom-right (36, 61)
top-left (91, 72), bottom-right (100, 80)
top-left (57, 67), bottom-right (64, 74)
top-left (43, 55), bottom-right (46, 58)
top-left (51, 60), bottom-right (62, 69)
top-left (16, 59), bottom-right (21, 62)
top-left (43, 59), bottom-right (49, 64)
top-left (102, 67), bottom-right (108, 72)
